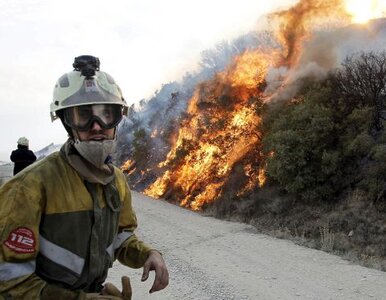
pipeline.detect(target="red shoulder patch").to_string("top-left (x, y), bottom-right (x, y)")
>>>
top-left (4, 227), bottom-right (36, 254)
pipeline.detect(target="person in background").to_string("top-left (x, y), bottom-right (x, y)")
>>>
top-left (10, 137), bottom-right (37, 175)
top-left (0, 55), bottom-right (169, 299)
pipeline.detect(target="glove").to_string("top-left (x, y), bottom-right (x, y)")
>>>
top-left (101, 276), bottom-right (132, 300)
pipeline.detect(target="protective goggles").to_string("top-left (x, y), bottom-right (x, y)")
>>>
top-left (63, 104), bottom-right (123, 131)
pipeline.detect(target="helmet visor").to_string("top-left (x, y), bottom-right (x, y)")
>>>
top-left (63, 104), bottom-right (123, 131)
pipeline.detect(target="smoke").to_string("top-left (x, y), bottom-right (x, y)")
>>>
top-left (264, 0), bottom-right (386, 103)
top-left (269, 0), bottom-right (348, 66)
top-left (265, 19), bottom-right (386, 103)
top-left (265, 63), bottom-right (327, 103)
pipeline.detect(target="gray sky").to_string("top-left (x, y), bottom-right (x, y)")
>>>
top-left (0, 0), bottom-right (299, 161)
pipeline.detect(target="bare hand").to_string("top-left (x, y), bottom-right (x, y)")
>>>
top-left (141, 250), bottom-right (169, 293)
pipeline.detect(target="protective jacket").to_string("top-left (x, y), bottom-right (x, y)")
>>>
top-left (0, 151), bottom-right (152, 299)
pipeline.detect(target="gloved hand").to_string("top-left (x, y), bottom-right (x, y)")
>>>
top-left (101, 276), bottom-right (132, 300)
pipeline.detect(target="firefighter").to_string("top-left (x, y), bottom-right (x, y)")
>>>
top-left (10, 137), bottom-right (37, 175)
top-left (0, 55), bottom-right (168, 299)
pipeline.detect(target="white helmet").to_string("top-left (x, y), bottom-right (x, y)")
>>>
top-left (50, 55), bottom-right (127, 122)
top-left (17, 137), bottom-right (29, 147)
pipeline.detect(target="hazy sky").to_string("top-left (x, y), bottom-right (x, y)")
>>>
top-left (0, 0), bottom-right (298, 161)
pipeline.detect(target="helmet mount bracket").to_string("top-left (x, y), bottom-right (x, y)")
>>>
top-left (72, 55), bottom-right (100, 79)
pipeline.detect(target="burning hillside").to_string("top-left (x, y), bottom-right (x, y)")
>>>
top-left (120, 0), bottom-right (386, 210)
top-left (144, 50), bottom-right (271, 210)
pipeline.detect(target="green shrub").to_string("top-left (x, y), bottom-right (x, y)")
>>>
top-left (263, 85), bottom-right (341, 201)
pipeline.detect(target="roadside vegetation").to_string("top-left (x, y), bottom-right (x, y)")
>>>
top-left (210, 51), bottom-right (386, 271)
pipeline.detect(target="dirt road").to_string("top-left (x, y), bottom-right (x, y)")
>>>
top-left (106, 192), bottom-right (386, 300)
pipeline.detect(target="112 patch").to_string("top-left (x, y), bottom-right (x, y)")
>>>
top-left (4, 227), bottom-right (36, 254)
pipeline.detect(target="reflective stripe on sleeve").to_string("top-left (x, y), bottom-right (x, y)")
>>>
top-left (0, 261), bottom-right (36, 281)
top-left (39, 236), bottom-right (85, 275)
top-left (106, 231), bottom-right (134, 257)
top-left (114, 231), bottom-right (133, 249)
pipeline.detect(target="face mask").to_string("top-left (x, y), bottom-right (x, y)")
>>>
top-left (73, 139), bottom-right (116, 168)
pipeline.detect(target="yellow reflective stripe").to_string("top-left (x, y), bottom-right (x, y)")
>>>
top-left (39, 236), bottom-right (84, 275)
top-left (0, 261), bottom-right (35, 281)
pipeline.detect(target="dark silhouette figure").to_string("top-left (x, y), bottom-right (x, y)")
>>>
top-left (10, 137), bottom-right (37, 175)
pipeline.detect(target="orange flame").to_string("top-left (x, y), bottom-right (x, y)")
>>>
top-left (135, 0), bottom-right (382, 210)
top-left (121, 159), bottom-right (135, 173)
top-left (144, 49), bottom-right (268, 209)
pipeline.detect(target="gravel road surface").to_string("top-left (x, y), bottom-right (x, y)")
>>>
top-left (106, 191), bottom-right (386, 300)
